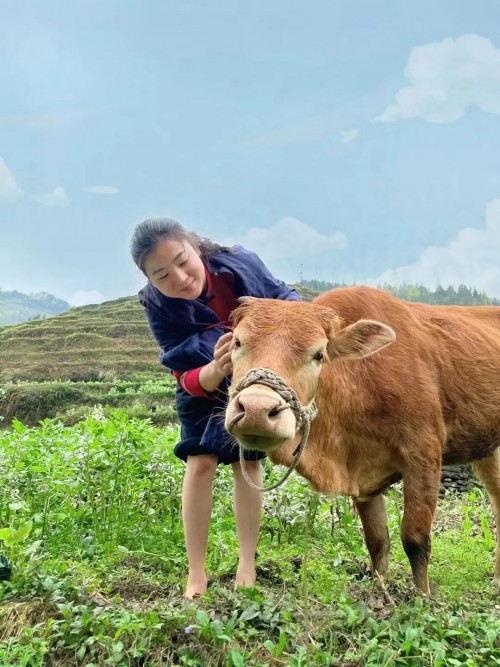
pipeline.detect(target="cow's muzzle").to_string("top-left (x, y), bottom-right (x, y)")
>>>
top-left (226, 368), bottom-right (318, 447)
top-left (225, 367), bottom-right (318, 492)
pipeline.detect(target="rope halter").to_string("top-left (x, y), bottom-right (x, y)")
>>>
top-left (227, 367), bottom-right (318, 492)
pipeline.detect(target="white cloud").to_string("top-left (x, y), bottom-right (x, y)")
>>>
top-left (0, 157), bottom-right (24, 204)
top-left (68, 290), bottom-right (105, 307)
top-left (34, 186), bottom-right (69, 207)
top-left (84, 185), bottom-right (118, 195)
top-left (340, 128), bottom-right (359, 144)
top-left (372, 198), bottom-right (500, 299)
top-left (375, 34), bottom-right (500, 123)
top-left (225, 217), bottom-right (347, 262)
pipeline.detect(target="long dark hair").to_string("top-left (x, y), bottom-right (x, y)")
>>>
top-left (130, 218), bottom-right (232, 274)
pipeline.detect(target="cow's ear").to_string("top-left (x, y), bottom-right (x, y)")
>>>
top-left (237, 296), bottom-right (258, 305)
top-left (327, 319), bottom-right (395, 361)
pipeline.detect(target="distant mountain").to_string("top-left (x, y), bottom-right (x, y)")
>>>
top-left (0, 290), bottom-right (71, 326)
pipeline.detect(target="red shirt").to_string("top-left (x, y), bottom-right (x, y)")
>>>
top-left (173, 269), bottom-right (238, 397)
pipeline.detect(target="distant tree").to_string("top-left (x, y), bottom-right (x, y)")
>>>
top-left (300, 280), bottom-right (499, 306)
top-left (382, 282), bottom-right (499, 306)
top-left (300, 279), bottom-right (348, 292)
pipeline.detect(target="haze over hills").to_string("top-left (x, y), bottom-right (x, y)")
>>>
top-left (0, 289), bottom-right (71, 326)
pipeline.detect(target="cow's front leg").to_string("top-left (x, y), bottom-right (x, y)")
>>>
top-left (355, 494), bottom-right (390, 579)
top-left (401, 459), bottom-right (441, 594)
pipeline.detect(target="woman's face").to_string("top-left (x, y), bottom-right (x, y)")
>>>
top-left (143, 237), bottom-right (206, 299)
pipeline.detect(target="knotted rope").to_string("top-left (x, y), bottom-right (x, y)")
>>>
top-left (227, 368), bottom-right (318, 492)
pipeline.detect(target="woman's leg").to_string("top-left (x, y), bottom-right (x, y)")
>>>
top-left (182, 454), bottom-right (218, 598)
top-left (231, 459), bottom-right (263, 587)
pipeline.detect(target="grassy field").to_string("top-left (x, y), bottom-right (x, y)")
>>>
top-left (0, 296), bottom-right (178, 428)
top-left (0, 414), bottom-right (498, 666)
top-left (1, 289), bottom-right (498, 664)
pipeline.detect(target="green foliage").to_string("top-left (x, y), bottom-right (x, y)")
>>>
top-left (300, 279), bottom-right (349, 293)
top-left (0, 416), bottom-right (498, 665)
top-left (0, 382), bottom-right (89, 424)
top-left (380, 282), bottom-right (500, 306)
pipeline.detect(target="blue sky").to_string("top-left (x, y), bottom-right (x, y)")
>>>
top-left (1, 0), bottom-right (500, 304)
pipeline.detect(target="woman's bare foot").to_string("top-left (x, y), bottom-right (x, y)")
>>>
top-left (235, 566), bottom-right (256, 589)
top-left (185, 572), bottom-right (208, 599)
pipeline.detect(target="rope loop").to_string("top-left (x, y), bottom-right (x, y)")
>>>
top-left (228, 367), bottom-right (318, 492)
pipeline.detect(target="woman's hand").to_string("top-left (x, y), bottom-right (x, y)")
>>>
top-left (213, 332), bottom-right (233, 377)
top-left (198, 332), bottom-right (234, 392)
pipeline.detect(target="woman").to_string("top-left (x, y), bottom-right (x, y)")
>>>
top-left (130, 218), bottom-right (300, 598)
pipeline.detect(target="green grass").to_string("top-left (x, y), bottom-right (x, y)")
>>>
top-left (0, 415), bottom-right (498, 666)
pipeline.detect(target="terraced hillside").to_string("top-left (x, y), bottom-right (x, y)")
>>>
top-left (0, 285), bottom-right (318, 426)
top-left (0, 295), bottom-right (171, 426)
top-left (0, 296), bottom-right (161, 384)
top-left (0, 285), bottom-right (318, 384)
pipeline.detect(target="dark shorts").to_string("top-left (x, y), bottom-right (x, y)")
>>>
top-left (174, 436), bottom-right (266, 465)
top-left (173, 386), bottom-right (266, 466)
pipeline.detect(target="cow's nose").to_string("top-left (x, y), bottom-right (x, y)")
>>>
top-left (232, 391), bottom-right (285, 426)
top-left (226, 388), bottom-right (298, 448)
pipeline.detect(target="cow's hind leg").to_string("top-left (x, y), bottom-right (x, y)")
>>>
top-left (355, 494), bottom-right (390, 579)
top-left (472, 447), bottom-right (500, 586)
top-left (401, 456), bottom-right (441, 594)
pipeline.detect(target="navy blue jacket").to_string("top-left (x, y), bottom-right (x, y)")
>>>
top-left (138, 245), bottom-right (301, 462)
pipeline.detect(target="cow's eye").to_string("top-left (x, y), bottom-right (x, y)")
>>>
top-left (313, 350), bottom-right (326, 363)
top-left (233, 337), bottom-right (241, 349)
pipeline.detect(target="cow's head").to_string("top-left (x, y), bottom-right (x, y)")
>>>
top-left (225, 298), bottom-right (395, 452)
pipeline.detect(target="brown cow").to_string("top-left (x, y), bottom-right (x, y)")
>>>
top-left (224, 286), bottom-right (500, 593)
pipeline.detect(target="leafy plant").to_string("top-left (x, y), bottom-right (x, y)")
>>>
top-left (0, 415), bottom-right (498, 665)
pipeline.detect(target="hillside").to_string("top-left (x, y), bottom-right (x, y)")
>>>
top-left (0, 296), bottom-right (160, 383)
top-left (0, 284), bottom-right (317, 384)
top-left (0, 290), bottom-right (70, 326)
top-left (0, 284), bottom-right (316, 425)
